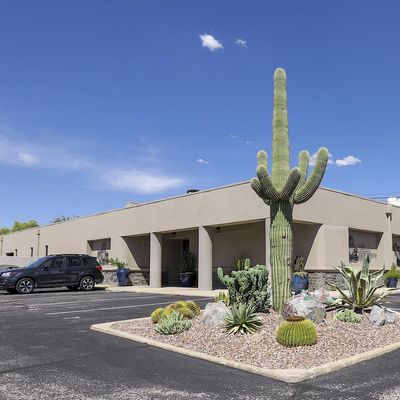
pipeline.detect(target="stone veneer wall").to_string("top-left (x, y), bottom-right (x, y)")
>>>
top-left (102, 269), bottom-right (150, 286)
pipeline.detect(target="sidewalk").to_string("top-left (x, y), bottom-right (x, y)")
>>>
top-left (98, 284), bottom-right (400, 299)
top-left (99, 284), bottom-right (223, 298)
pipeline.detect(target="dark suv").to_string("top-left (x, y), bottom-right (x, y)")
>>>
top-left (0, 254), bottom-right (104, 294)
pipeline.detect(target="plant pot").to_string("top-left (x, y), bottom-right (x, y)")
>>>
top-left (291, 275), bottom-right (308, 294)
top-left (387, 278), bottom-right (398, 288)
top-left (117, 268), bottom-right (129, 286)
top-left (179, 272), bottom-right (196, 287)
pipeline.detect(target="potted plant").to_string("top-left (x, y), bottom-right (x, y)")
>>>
top-left (384, 263), bottom-right (400, 288)
top-left (180, 251), bottom-right (196, 287)
top-left (291, 256), bottom-right (308, 294)
top-left (109, 257), bottom-right (129, 286)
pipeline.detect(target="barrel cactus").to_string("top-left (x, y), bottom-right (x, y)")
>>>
top-left (150, 307), bottom-right (165, 323)
top-left (251, 68), bottom-right (329, 312)
top-left (276, 316), bottom-right (317, 347)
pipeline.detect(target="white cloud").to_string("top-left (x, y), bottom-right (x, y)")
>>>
top-left (0, 133), bottom-right (185, 194)
top-left (229, 134), bottom-right (238, 139)
top-left (197, 158), bottom-right (210, 165)
top-left (335, 155), bottom-right (361, 167)
top-left (388, 197), bottom-right (400, 207)
top-left (244, 140), bottom-right (252, 145)
top-left (101, 170), bottom-right (184, 194)
top-left (308, 152), bottom-right (334, 167)
top-left (199, 34), bottom-right (223, 51)
top-left (235, 38), bottom-right (247, 48)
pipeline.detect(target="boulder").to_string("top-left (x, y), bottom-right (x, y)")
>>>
top-left (313, 288), bottom-right (334, 305)
top-left (282, 292), bottom-right (326, 324)
top-left (201, 301), bottom-right (229, 326)
top-left (368, 305), bottom-right (397, 326)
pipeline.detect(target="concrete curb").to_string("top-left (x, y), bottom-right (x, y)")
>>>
top-left (103, 286), bottom-right (222, 298)
top-left (90, 318), bottom-right (400, 383)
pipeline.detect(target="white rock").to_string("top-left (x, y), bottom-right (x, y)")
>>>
top-left (368, 305), bottom-right (387, 326)
top-left (201, 301), bottom-right (229, 326)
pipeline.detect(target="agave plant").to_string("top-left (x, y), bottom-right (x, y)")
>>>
top-left (328, 256), bottom-right (394, 311)
top-left (224, 303), bottom-right (262, 335)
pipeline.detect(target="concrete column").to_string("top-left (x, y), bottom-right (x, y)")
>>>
top-left (384, 204), bottom-right (394, 267)
top-left (198, 226), bottom-right (213, 290)
top-left (150, 232), bottom-right (162, 288)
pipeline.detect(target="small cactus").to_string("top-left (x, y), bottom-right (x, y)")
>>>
top-left (185, 301), bottom-right (201, 316)
top-left (174, 301), bottom-right (187, 309)
top-left (177, 307), bottom-right (195, 319)
top-left (276, 316), bottom-right (317, 347)
top-left (150, 307), bottom-right (165, 324)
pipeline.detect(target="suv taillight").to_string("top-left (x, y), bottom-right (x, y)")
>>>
top-left (96, 265), bottom-right (102, 271)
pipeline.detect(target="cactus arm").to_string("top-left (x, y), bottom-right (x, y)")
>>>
top-left (296, 150), bottom-right (310, 191)
top-left (250, 178), bottom-right (270, 205)
top-left (294, 147), bottom-right (329, 204)
top-left (279, 167), bottom-right (301, 200)
top-left (257, 150), bottom-right (268, 169)
top-left (271, 68), bottom-right (290, 190)
top-left (256, 165), bottom-right (280, 201)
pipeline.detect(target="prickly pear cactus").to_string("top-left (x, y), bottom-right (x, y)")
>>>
top-left (251, 68), bottom-right (329, 312)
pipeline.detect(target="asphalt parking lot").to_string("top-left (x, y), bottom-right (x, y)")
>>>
top-left (1, 289), bottom-right (400, 400)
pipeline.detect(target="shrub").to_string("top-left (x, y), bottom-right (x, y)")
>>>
top-left (334, 309), bottom-right (362, 324)
top-left (276, 316), bottom-right (317, 347)
top-left (224, 303), bottom-right (262, 335)
top-left (150, 307), bottom-right (165, 323)
top-left (327, 256), bottom-right (393, 311)
top-left (214, 291), bottom-right (230, 306)
top-left (293, 256), bottom-right (307, 277)
top-left (217, 264), bottom-right (270, 312)
top-left (185, 301), bottom-right (201, 316)
top-left (155, 311), bottom-right (192, 335)
top-left (384, 264), bottom-right (400, 280)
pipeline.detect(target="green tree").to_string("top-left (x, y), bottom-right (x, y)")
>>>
top-left (51, 216), bottom-right (77, 223)
top-left (11, 220), bottom-right (39, 232)
top-left (0, 227), bottom-right (10, 235)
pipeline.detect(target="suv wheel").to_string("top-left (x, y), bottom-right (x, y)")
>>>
top-left (16, 278), bottom-right (34, 294)
top-left (80, 276), bottom-right (95, 291)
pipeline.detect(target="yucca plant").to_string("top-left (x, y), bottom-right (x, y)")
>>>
top-left (155, 311), bottom-right (192, 335)
top-left (224, 303), bottom-right (262, 335)
top-left (328, 256), bottom-right (394, 312)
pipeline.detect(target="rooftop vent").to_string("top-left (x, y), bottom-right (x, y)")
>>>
top-left (124, 201), bottom-right (139, 208)
top-left (186, 189), bottom-right (199, 194)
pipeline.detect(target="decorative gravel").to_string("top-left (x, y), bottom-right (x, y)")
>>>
top-left (112, 311), bottom-right (400, 369)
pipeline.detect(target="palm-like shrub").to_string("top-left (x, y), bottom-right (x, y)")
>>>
top-left (276, 316), bottom-right (317, 347)
top-left (150, 307), bottom-right (165, 323)
top-left (334, 309), bottom-right (362, 324)
top-left (224, 303), bottom-right (262, 335)
top-left (155, 311), bottom-right (192, 335)
top-left (328, 256), bottom-right (393, 311)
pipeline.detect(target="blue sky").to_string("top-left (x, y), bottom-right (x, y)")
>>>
top-left (1, 0), bottom-right (400, 227)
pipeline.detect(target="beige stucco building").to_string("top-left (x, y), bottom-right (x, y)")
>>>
top-left (1, 181), bottom-right (399, 289)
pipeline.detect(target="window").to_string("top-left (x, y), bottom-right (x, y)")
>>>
top-left (45, 245), bottom-right (48, 256)
top-left (44, 257), bottom-right (64, 270)
top-left (15, 249), bottom-right (18, 256)
top-left (6, 252), bottom-right (14, 256)
top-left (66, 256), bottom-right (81, 268)
top-left (30, 247), bottom-right (33, 257)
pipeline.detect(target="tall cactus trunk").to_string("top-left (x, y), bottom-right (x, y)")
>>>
top-left (270, 200), bottom-right (293, 312)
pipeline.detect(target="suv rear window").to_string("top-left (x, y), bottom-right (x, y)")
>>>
top-left (66, 257), bottom-right (81, 267)
top-left (83, 257), bottom-right (99, 267)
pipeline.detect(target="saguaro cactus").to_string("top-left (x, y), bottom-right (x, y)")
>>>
top-left (251, 68), bottom-right (329, 312)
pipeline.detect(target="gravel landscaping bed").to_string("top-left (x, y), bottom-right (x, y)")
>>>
top-left (112, 311), bottom-right (400, 369)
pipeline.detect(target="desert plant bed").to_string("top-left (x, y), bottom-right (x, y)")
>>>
top-left (109, 310), bottom-right (400, 370)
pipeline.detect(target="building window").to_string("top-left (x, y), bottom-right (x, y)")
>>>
top-left (30, 247), bottom-right (33, 257)
top-left (15, 249), bottom-right (18, 256)
top-left (6, 252), bottom-right (14, 256)
top-left (45, 245), bottom-right (48, 256)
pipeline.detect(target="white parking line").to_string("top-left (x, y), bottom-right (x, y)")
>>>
top-left (45, 298), bottom-right (210, 316)
top-left (31, 295), bottom-right (166, 307)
